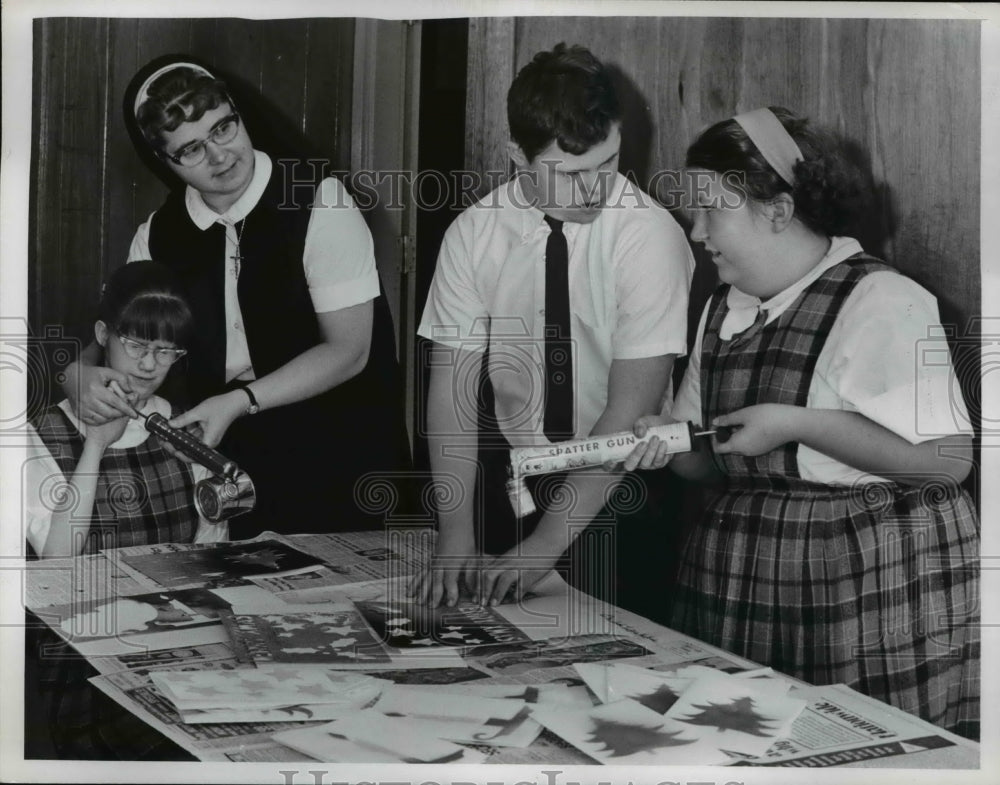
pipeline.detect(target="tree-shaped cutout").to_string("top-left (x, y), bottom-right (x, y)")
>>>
top-left (587, 716), bottom-right (695, 757)
top-left (677, 696), bottom-right (777, 736)
top-left (631, 682), bottom-right (680, 714)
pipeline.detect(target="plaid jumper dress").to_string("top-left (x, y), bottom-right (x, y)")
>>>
top-left (670, 257), bottom-right (980, 739)
top-left (26, 405), bottom-right (199, 758)
top-left (31, 406), bottom-right (197, 552)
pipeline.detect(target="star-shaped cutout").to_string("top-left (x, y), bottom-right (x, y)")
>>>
top-left (274, 620), bottom-right (308, 631)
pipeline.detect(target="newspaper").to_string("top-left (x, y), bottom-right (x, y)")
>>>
top-left (28, 531), bottom-right (976, 767)
top-left (743, 683), bottom-right (965, 767)
top-left (87, 642), bottom-right (236, 676)
top-left (106, 529), bottom-right (435, 594)
top-left (88, 664), bottom-right (327, 762)
top-left (24, 552), bottom-right (153, 609)
top-left (23, 529), bottom-right (433, 616)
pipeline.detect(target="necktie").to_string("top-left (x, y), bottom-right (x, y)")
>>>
top-left (543, 216), bottom-right (574, 442)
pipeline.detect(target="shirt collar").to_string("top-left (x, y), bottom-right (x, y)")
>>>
top-left (721, 236), bottom-right (864, 339)
top-left (57, 395), bottom-right (172, 449)
top-left (726, 236), bottom-right (864, 314)
top-left (184, 150), bottom-right (272, 230)
top-left (513, 171), bottom-right (626, 242)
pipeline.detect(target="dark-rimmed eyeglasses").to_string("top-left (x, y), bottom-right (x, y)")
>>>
top-left (161, 113), bottom-right (241, 167)
top-left (116, 334), bottom-right (188, 367)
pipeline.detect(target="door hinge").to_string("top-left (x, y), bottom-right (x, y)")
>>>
top-left (396, 234), bottom-right (416, 274)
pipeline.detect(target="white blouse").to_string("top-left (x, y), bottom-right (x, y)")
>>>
top-left (127, 151), bottom-right (381, 384)
top-left (670, 237), bottom-right (973, 485)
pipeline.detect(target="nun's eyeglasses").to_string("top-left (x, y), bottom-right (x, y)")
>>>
top-left (161, 113), bottom-right (241, 167)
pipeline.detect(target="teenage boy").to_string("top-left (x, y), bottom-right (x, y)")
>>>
top-left (410, 44), bottom-right (694, 606)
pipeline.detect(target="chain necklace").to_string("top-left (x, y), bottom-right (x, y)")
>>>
top-left (230, 217), bottom-right (247, 278)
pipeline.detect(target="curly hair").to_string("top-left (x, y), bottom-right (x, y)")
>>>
top-left (134, 66), bottom-right (232, 151)
top-left (686, 106), bottom-right (872, 237)
top-left (507, 43), bottom-right (621, 162)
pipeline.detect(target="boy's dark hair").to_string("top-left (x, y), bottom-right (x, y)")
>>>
top-left (686, 106), bottom-right (871, 237)
top-left (99, 261), bottom-right (194, 348)
top-left (507, 43), bottom-right (621, 162)
top-left (135, 65), bottom-right (232, 151)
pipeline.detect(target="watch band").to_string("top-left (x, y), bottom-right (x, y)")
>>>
top-left (239, 384), bottom-right (260, 415)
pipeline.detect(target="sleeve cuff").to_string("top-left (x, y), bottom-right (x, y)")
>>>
top-left (310, 272), bottom-right (380, 313)
top-left (416, 323), bottom-right (488, 352)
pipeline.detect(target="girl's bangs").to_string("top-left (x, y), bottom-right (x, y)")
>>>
top-left (115, 294), bottom-right (193, 346)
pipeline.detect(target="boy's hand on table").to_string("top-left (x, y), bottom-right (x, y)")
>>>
top-left (406, 533), bottom-right (481, 607)
top-left (477, 539), bottom-right (561, 606)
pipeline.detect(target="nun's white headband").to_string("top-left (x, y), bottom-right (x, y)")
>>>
top-left (133, 62), bottom-right (216, 117)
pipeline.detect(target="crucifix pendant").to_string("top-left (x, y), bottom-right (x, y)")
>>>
top-left (230, 251), bottom-right (242, 278)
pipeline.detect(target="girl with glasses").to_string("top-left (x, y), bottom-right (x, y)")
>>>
top-left (27, 261), bottom-right (225, 559)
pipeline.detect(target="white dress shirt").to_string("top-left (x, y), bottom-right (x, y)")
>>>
top-left (419, 172), bottom-right (694, 445)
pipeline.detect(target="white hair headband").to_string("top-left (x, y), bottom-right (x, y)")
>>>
top-left (133, 62), bottom-right (216, 117)
top-left (732, 108), bottom-right (803, 187)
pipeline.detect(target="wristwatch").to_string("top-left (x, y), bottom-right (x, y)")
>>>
top-left (238, 384), bottom-right (260, 415)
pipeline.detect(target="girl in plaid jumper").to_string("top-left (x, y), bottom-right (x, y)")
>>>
top-left (25, 261), bottom-right (228, 759)
top-left (26, 261), bottom-right (224, 559)
top-left (626, 107), bottom-right (979, 739)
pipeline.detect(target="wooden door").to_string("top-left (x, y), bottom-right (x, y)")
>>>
top-left (351, 19), bottom-right (422, 440)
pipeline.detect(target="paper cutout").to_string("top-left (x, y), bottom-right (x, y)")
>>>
top-left (151, 667), bottom-right (382, 710)
top-left (222, 609), bottom-right (392, 665)
top-left (355, 600), bottom-right (531, 650)
top-left (587, 715), bottom-right (696, 756)
top-left (273, 709), bottom-right (487, 763)
top-left (665, 672), bottom-right (807, 756)
top-left (531, 697), bottom-right (731, 765)
top-left (677, 696), bottom-right (778, 736)
top-left (120, 539), bottom-right (325, 588)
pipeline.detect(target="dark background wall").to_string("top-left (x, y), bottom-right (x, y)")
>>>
top-left (459, 16), bottom-right (983, 568)
top-left (30, 17), bottom-right (356, 346)
top-left (29, 16), bottom-right (982, 478)
top-left (464, 16), bottom-right (981, 351)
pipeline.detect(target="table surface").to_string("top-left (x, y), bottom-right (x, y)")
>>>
top-left (20, 530), bottom-right (981, 769)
